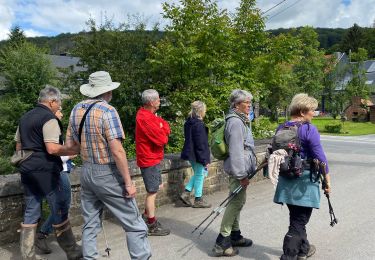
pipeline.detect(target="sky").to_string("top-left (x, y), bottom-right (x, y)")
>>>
top-left (0, 0), bottom-right (375, 41)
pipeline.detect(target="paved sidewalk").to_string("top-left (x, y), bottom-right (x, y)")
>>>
top-left (0, 178), bottom-right (285, 260)
top-left (2, 136), bottom-right (375, 259)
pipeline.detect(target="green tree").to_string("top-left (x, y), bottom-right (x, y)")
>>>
top-left (149, 0), bottom-right (269, 120)
top-left (345, 48), bottom-right (369, 99)
top-left (257, 32), bottom-right (301, 121)
top-left (0, 41), bottom-right (57, 174)
top-left (0, 42), bottom-right (57, 103)
top-left (293, 27), bottom-right (326, 97)
top-left (229, 0), bottom-right (267, 96)
top-left (7, 25), bottom-right (26, 47)
top-left (149, 0), bottom-right (236, 120)
top-left (73, 17), bottom-right (162, 157)
top-left (362, 27), bottom-right (375, 58)
top-left (341, 23), bottom-right (364, 54)
top-left (322, 55), bottom-right (348, 117)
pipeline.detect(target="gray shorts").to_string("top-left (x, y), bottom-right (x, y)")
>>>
top-left (141, 163), bottom-right (162, 193)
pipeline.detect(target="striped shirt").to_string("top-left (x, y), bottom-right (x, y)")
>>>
top-left (66, 99), bottom-right (125, 164)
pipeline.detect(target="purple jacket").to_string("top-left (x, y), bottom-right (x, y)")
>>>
top-left (277, 121), bottom-right (329, 173)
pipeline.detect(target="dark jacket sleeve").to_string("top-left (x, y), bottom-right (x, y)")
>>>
top-left (191, 121), bottom-right (211, 165)
top-left (181, 121), bottom-right (192, 161)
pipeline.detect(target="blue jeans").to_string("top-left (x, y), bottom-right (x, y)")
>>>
top-left (23, 175), bottom-right (69, 225)
top-left (40, 171), bottom-right (72, 234)
top-left (185, 161), bottom-right (207, 198)
top-left (81, 162), bottom-right (151, 260)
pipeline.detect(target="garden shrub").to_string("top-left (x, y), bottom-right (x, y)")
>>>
top-left (324, 123), bottom-right (342, 133)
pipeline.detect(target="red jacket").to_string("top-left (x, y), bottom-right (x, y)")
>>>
top-left (135, 107), bottom-right (171, 167)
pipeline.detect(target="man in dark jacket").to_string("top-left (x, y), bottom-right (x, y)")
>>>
top-left (15, 86), bottom-right (81, 260)
top-left (180, 101), bottom-right (211, 208)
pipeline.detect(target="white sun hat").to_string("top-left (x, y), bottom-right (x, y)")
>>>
top-left (80, 71), bottom-right (120, 98)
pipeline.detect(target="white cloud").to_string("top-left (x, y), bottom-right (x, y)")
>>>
top-left (24, 28), bottom-right (44, 37)
top-left (1, 0), bottom-right (375, 40)
top-left (13, 0), bottom-right (168, 34)
top-left (255, 0), bottom-right (375, 29)
top-left (219, 0), bottom-right (375, 29)
top-left (0, 0), bottom-right (15, 40)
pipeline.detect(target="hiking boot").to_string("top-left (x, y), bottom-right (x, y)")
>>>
top-left (230, 230), bottom-right (253, 247)
top-left (147, 220), bottom-right (170, 236)
top-left (193, 197), bottom-right (211, 208)
top-left (35, 232), bottom-right (52, 254)
top-left (20, 223), bottom-right (37, 260)
top-left (179, 191), bottom-right (192, 206)
top-left (141, 213), bottom-right (148, 222)
top-left (212, 243), bottom-right (239, 257)
top-left (53, 219), bottom-right (83, 260)
top-left (297, 244), bottom-right (316, 260)
top-left (212, 234), bottom-right (238, 257)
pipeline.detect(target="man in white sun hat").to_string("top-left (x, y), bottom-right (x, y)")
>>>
top-left (66, 71), bottom-right (151, 260)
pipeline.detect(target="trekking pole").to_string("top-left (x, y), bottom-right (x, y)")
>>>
top-left (198, 185), bottom-right (244, 237)
top-left (192, 161), bottom-right (268, 236)
top-left (101, 213), bottom-right (111, 256)
top-left (319, 162), bottom-right (338, 227)
top-left (191, 185), bottom-right (241, 234)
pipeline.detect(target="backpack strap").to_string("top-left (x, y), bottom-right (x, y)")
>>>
top-left (78, 100), bottom-right (101, 143)
top-left (225, 113), bottom-right (251, 149)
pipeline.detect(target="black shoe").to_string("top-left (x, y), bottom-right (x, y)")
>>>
top-left (212, 234), bottom-right (238, 257)
top-left (147, 220), bottom-right (170, 236)
top-left (230, 230), bottom-right (253, 247)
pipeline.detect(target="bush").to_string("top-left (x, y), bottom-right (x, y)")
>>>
top-left (0, 156), bottom-right (15, 175)
top-left (252, 117), bottom-right (275, 139)
top-left (165, 115), bottom-right (185, 155)
top-left (324, 123), bottom-right (342, 133)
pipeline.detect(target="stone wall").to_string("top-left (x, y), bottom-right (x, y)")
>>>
top-left (0, 145), bottom-right (267, 245)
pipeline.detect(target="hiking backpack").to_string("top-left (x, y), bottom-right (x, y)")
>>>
top-left (210, 114), bottom-right (246, 160)
top-left (210, 117), bottom-right (229, 160)
top-left (271, 122), bottom-right (307, 178)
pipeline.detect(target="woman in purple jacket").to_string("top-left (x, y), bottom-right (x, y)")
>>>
top-left (274, 93), bottom-right (332, 260)
top-left (180, 101), bottom-right (211, 208)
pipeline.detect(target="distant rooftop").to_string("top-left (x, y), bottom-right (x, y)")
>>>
top-left (46, 54), bottom-right (87, 73)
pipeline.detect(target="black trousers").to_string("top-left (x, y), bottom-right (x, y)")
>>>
top-left (281, 204), bottom-right (313, 260)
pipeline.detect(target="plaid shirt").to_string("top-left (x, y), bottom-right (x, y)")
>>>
top-left (66, 99), bottom-right (125, 164)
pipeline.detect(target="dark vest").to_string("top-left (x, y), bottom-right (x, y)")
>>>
top-left (18, 104), bottom-right (63, 195)
top-left (19, 104), bottom-right (63, 151)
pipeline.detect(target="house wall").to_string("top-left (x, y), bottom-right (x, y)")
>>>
top-left (370, 106), bottom-right (375, 123)
top-left (344, 96), bottom-right (369, 122)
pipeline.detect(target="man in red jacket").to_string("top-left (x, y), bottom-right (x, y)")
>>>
top-left (136, 89), bottom-right (171, 236)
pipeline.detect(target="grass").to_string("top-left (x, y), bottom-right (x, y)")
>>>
top-left (312, 117), bottom-right (375, 136)
top-left (264, 116), bottom-right (375, 136)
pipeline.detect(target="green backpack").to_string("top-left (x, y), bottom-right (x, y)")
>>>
top-left (210, 114), bottom-right (243, 160)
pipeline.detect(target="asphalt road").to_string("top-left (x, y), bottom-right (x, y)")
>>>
top-left (1, 134), bottom-right (375, 260)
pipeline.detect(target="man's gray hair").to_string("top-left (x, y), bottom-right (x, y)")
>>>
top-left (141, 89), bottom-right (159, 105)
top-left (229, 89), bottom-right (253, 108)
top-left (38, 85), bottom-right (62, 103)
